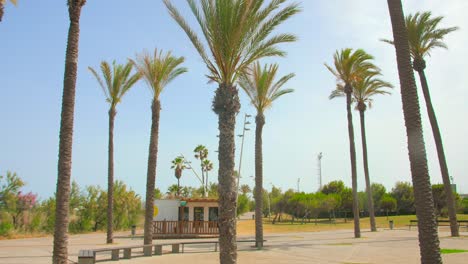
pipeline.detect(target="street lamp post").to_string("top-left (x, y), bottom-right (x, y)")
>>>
top-left (235, 113), bottom-right (251, 209)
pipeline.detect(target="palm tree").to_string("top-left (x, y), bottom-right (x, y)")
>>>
top-left (88, 61), bottom-right (140, 244)
top-left (53, 1), bottom-right (86, 264)
top-left (239, 62), bottom-right (294, 248)
top-left (163, 1), bottom-right (299, 262)
top-left (171, 156), bottom-right (187, 197)
top-left (0, 0), bottom-right (17, 22)
top-left (202, 159), bottom-right (214, 195)
top-left (383, 11), bottom-right (459, 237)
top-left (386, 0), bottom-right (441, 262)
top-left (325, 48), bottom-right (378, 238)
top-left (130, 49), bottom-right (187, 250)
top-left (194, 145), bottom-right (208, 197)
top-left (240, 184), bottom-right (251, 196)
top-left (331, 70), bottom-right (393, 232)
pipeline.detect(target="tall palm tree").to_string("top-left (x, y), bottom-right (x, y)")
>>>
top-left (88, 61), bottom-right (140, 244)
top-left (331, 70), bottom-right (393, 232)
top-left (325, 48), bottom-right (378, 238)
top-left (0, 0), bottom-right (17, 22)
top-left (239, 62), bottom-right (294, 248)
top-left (384, 11), bottom-right (459, 237)
top-left (386, 1), bottom-right (441, 262)
top-left (130, 49), bottom-right (187, 251)
top-left (194, 145), bottom-right (208, 197)
top-left (202, 159), bottom-right (214, 195)
top-left (163, 1), bottom-right (299, 262)
top-left (53, 1), bottom-right (86, 264)
top-left (171, 156), bottom-right (187, 197)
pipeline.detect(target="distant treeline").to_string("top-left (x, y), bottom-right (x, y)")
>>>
top-left (260, 180), bottom-right (467, 223)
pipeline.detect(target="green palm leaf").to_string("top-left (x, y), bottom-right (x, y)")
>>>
top-left (130, 49), bottom-right (188, 99)
top-left (163, 0), bottom-right (300, 85)
top-left (239, 62), bottom-right (294, 113)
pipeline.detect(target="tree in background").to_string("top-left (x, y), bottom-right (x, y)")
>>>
top-left (88, 60), bottom-right (140, 244)
top-left (194, 145), bottom-right (209, 197)
top-left (202, 159), bottom-right (214, 195)
top-left (239, 62), bottom-right (294, 248)
top-left (163, 1), bottom-right (300, 261)
top-left (330, 67), bottom-right (392, 232)
top-left (326, 48), bottom-right (380, 238)
top-left (321, 180), bottom-right (345, 195)
top-left (380, 194), bottom-right (397, 219)
top-left (386, 1), bottom-right (441, 261)
top-left (171, 156), bottom-right (187, 197)
top-left (240, 184), bottom-right (251, 196)
top-left (391, 181), bottom-right (414, 214)
top-left (131, 48), bottom-right (187, 248)
top-left (0, 0), bottom-right (17, 22)
top-left (371, 183), bottom-right (387, 213)
top-left (154, 188), bottom-right (162, 200)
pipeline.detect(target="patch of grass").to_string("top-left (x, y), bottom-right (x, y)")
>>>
top-left (328, 242), bottom-right (353, 246)
top-left (440, 248), bottom-right (468, 254)
top-left (236, 214), bottom-right (468, 235)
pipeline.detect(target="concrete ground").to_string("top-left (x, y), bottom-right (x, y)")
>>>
top-left (0, 228), bottom-right (467, 264)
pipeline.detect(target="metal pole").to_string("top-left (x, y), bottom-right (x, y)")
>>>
top-left (318, 152), bottom-right (323, 191)
top-left (235, 114), bottom-right (250, 209)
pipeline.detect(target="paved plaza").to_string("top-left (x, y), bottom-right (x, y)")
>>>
top-left (0, 228), bottom-right (467, 264)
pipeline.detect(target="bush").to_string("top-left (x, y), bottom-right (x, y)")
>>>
top-left (0, 221), bottom-right (13, 236)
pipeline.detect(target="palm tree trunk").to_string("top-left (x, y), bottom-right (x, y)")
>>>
top-left (107, 106), bottom-right (116, 244)
top-left (177, 178), bottom-right (180, 197)
top-left (359, 109), bottom-right (376, 232)
top-left (387, 1), bottom-right (441, 263)
top-left (415, 64), bottom-right (459, 237)
top-left (53, 2), bottom-right (85, 264)
top-left (206, 171), bottom-right (209, 197)
top-left (254, 113), bottom-right (265, 248)
top-left (345, 86), bottom-right (360, 238)
top-left (143, 99), bottom-right (161, 250)
top-left (0, 3), bottom-right (4, 22)
top-left (213, 83), bottom-right (240, 264)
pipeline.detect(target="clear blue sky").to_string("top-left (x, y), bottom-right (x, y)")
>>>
top-left (1, 1), bottom-right (467, 200)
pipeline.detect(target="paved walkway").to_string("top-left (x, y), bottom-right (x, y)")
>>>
top-left (0, 228), bottom-right (467, 263)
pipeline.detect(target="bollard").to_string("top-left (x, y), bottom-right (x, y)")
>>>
top-left (389, 220), bottom-right (394, 230)
top-left (131, 225), bottom-right (136, 236)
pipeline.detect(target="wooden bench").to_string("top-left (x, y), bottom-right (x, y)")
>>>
top-left (78, 243), bottom-right (181, 264)
top-left (408, 219), bottom-right (468, 231)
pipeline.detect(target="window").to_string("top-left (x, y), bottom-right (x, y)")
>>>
top-left (194, 207), bottom-right (204, 221)
top-left (209, 207), bottom-right (218, 221)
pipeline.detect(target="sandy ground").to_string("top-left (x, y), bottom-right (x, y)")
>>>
top-left (0, 228), bottom-right (467, 264)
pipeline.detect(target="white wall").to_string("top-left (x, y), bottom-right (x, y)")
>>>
top-left (153, 199), bottom-right (180, 221)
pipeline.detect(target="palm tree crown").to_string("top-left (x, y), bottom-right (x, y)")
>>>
top-left (130, 49), bottom-right (187, 99)
top-left (325, 48), bottom-right (380, 91)
top-left (239, 62), bottom-right (294, 114)
top-left (406, 12), bottom-right (458, 60)
top-left (330, 71), bottom-right (393, 111)
top-left (163, 0), bottom-right (300, 85)
top-left (171, 156), bottom-right (186, 180)
top-left (88, 61), bottom-right (141, 108)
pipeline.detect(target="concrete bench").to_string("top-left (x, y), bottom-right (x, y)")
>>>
top-left (78, 243), bottom-right (181, 264)
top-left (179, 239), bottom-right (266, 253)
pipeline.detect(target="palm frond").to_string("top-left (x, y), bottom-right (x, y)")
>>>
top-left (88, 60), bottom-right (140, 107)
top-left (130, 48), bottom-right (187, 99)
top-left (164, 0), bottom-right (300, 85)
top-left (238, 62), bottom-right (294, 113)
